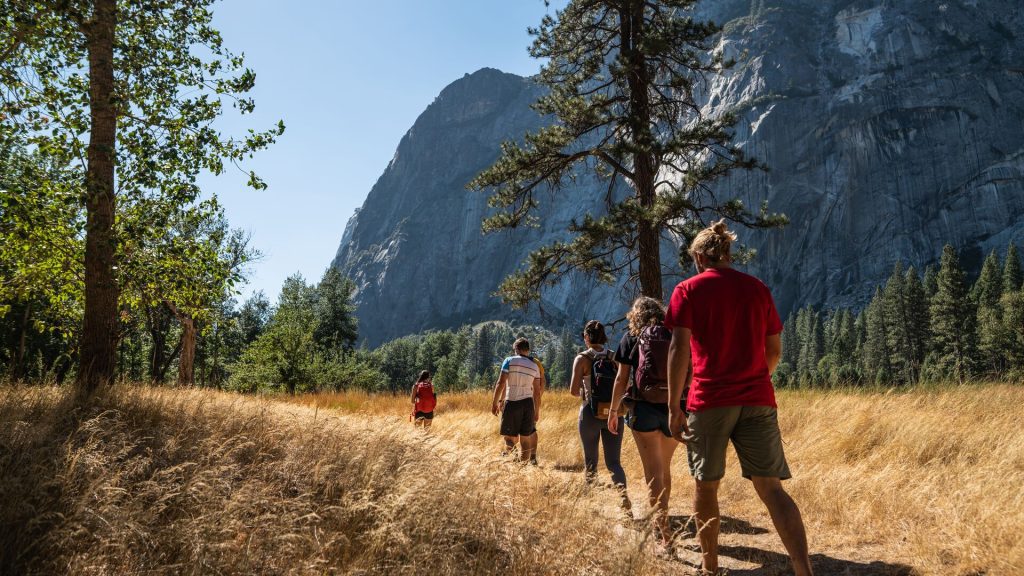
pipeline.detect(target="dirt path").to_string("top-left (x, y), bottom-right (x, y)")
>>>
top-left (324, 407), bottom-right (915, 576)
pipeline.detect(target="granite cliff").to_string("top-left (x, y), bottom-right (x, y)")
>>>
top-left (334, 1), bottom-right (1024, 346)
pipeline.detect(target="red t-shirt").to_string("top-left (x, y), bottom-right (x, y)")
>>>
top-left (664, 267), bottom-right (783, 412)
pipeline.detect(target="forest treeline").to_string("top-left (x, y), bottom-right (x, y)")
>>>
top-left (777, 244), bottom-right (1024, 386)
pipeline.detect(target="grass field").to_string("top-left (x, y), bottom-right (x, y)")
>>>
top-left (1, 384), bottom-right (1022, 575)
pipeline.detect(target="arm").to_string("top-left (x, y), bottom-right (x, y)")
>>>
top-left (765, 333), bottom-right (782, 374)
top-left (569, 355), bottom-right (586, 397)
top-left (668, 327), bottom-right (693, 442)
top-left (607, 361), bottom-right (629, 434)
top-left (410, 384), bottom-right (418, 405)
top-left (491, 373), bottom-right (507, 416)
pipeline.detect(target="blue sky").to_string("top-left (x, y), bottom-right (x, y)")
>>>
top-left (198, 0), bottom-right (564, 303)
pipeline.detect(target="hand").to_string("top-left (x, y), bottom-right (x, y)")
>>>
top-left (607, 410), bottom-right (619, 435)
top-left (491, 401), bottom-right (500, 416)
top-left (533, 409), bottom-right (540, 422)
top-left (670, 408), bottom-right (690, 444)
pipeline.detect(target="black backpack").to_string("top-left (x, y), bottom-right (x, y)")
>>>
top-left (582, 349), bottom-right (617, 418)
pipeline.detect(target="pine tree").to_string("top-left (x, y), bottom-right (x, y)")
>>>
top-left (882, 263), bottom-right (914, 383)
top-left (923, 265), bottom-right (939, 300)
top-left (470, 0), bottom-right (784, 305)
top-left (1001, 289), bottom-right (1024, 376)
top-left (1004, 243), bottom-right (1023, 293)
top-left (904, 267), bottom-right (929, 378)
top-left (472, 323), bottom-right (496, 380)
top-left (929, 245), bottom-right (978, 383)
top-left (780, 313), bottom-right (799, 378)
top-left (864, 287), bottom-right (890, 384)
top-left (835, 309), bottom-right (860, 383)
top-left (974, 250), bottom-right (1005, 375)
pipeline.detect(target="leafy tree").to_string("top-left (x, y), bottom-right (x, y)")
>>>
top-left (0, 135), bottom-right (83, 380)
top-left (1, 0), bottom-right (283, 391)
top-left (470, 0), bottom-right (784, 306)
top-left (929, 245), bottom-right (977, 383)
top-left (377, 336), bottom-right (422, 394)
top-left (312, 267), bottom-right (359, 355)
top-left (237, 291), bottom-right (272, 346)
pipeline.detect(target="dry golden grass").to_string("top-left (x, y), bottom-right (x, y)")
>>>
top-left (2, 384), bottom-right (1022, 575)
top-left (0, 385), bottom-right (660, 575)
top-left (297, 385), bottom-right (1024, 575)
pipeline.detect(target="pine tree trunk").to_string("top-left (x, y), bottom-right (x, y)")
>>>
top-left (622, 0), bottom-right (662, 300)
top-left (77, 0), bottom-right (119, 393)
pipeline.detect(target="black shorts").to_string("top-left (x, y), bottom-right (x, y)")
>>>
top-left (500, 398), bottom-right (536, 436)
top-left (625, 400), bottom-right (671, 437)
top-left (414, 411), bottom-right (434, 420)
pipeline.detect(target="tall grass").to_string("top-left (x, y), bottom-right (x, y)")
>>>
top-left (2, 384), bottom-right (1022, 574)
top-left (297, 384), bottom-right (1024, 575)
top-left (0, 385), bottom-right (658, 575)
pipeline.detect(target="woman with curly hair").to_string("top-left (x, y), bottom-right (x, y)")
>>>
top-left (608, 296), bottom-right (680, 546)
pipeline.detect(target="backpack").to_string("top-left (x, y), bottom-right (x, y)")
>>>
top-left (581, 349), bottom-right (616, 418)
top-left (635, 324), bottom-right (672, 404)
top-left (414, 381), bottom-right (436, 413)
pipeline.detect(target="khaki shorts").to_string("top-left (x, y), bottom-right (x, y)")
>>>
top-left (685, 405), bottom-right (791, 481)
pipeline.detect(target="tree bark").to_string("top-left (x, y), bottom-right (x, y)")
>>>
top-left (621, 0), bottom-right (663, 300)
top-left (77, 0), bottom-right (119, 393)
top-left (176, 315), bottom-right (196, 386)
top-left (164, 301), bottom-right (196, 386)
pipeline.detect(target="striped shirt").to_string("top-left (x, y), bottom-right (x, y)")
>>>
top-left (500, 355), bottom-right (540, 402)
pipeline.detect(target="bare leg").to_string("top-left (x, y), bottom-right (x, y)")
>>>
top-left (502, 435), bottom-right (519, 458)
top-left (694, 479), bottom-right (721, 573)
top-left (752, 476), bottom-right (813, 576)
top-left (520, 432), bottom-right (538, 462)
top-left (632, 429), bottom-right (676, 542)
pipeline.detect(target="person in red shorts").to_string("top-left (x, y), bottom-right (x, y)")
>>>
top-left (665, 220), bottom-right (812, 576)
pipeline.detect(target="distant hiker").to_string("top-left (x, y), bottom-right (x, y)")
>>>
top-left (491, 337), bottom-right (543, 464)
top-left (570, 320), bottom-right (627, 498)
top-left (410, 370), bottom-right (436, 430)
top-left (665, 220), bottom-right (812, 576)
top-left (607, 296), bottom-right (679, 544)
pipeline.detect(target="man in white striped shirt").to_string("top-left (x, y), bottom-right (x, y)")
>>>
top-left (491, 337), bottom-right (543, 464)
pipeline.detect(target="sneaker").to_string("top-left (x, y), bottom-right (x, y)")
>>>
top-left (528, 456), bottom-right (539, 466)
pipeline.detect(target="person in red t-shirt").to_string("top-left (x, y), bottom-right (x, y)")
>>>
top-left (665, 220), bottom-right (812, 576)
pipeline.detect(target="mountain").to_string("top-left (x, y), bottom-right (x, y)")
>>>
top-left (334, 1), bottom-right (1024, 346)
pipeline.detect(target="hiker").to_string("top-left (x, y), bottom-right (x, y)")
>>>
top-left (666, 220), bottom-right (812, 576)
top-left (607, 296), bottom-right (679, 545)
top-left (491, 337), bottom-right (543, 464)
top-left (569, 320), bottom-right (627, 495)
top-left (410, 370), bottom-right (436, 429)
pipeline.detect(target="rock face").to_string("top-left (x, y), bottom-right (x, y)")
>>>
top-left (334, 1), bottom-right (1024, 346)
top-left (332, 69), bottom-right (628, 346)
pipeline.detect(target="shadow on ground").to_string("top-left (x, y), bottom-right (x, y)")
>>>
top-left (669, 515), bottom-right (770, 538)
top-left (712, 545), bottom-right (916, 576)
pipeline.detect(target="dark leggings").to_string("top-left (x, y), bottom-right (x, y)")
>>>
top-left (578, 405), bottom-right (626, 488)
